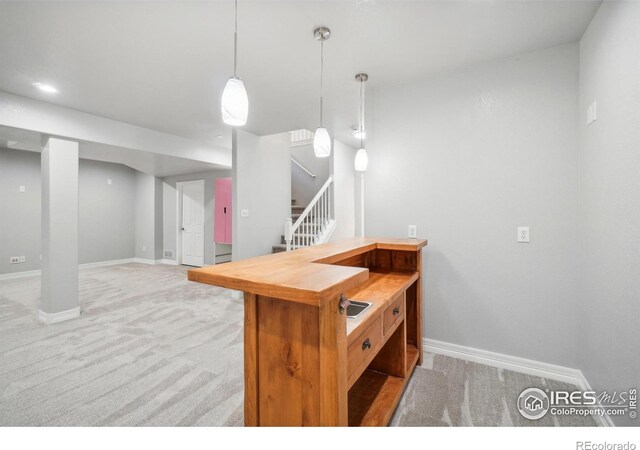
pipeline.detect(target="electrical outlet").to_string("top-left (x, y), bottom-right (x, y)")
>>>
top-left (240, 209), bottom-right (249, 218)
top-left (10, 256), bottom-right (20, 264)
top-left (19, 256), bottom-right (26, 263)
top-left (19, 185), bottom-right (26, 193)
top-left (408, 225), bottom-right (417, 239)
top-left (517, 227), bottom-right (530, 243)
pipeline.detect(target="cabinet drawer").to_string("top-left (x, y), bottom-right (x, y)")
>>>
top-left (383, 292), bottom-right (404, 335)
top-left (347, 316), bottom-right (383, 386)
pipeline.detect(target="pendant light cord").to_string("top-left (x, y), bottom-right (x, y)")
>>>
top-left (360, 79), bottom-right (365, 149)
top-left (320, 40), bottom-right (324, 127)
top-left (233, 0), bottom-right (238, 77)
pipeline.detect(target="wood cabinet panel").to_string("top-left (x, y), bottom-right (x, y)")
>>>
top-left (347, 316), bottom-right (382, 388)
top-left (383, 292), bottom-right (404, 336)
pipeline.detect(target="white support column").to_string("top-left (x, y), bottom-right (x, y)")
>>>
top-left (360, 173), bottom-right (365, 237)
top-left (39, 137), bottom-right (80, 324)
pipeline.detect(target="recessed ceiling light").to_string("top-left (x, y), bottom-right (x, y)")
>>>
top-left (32, 82), bottom-right (58, 93)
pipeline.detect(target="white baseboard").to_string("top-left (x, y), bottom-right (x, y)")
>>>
top-left (38, 307), bottom-right (80, 324)
top-left (132, 258), bottom-right (161, 265)
top-left (160, 259), bottom-right (178, 266)
top-left (1, 257), bottom-right (178, 280)
top-left (423, 338), bottom-right (583, 385)
top-left (0, 269), bottom-right (42, 281)
top-left (423, 338), bottom-right (613, 427)
top-left (575, 371), bottom-right (616, 427)
top-left (1, 258), bottom-right (142, 280)
top-left (79, 258), bottom-right (135, 269)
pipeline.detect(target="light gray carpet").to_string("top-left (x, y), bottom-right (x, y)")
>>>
top-left (0, 263), bottom-right (596, 426)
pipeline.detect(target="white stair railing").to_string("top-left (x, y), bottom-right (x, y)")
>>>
top-left (285, 176), bottom-right (335, 251)
top-left (291, 157), bottom-right (316, 178)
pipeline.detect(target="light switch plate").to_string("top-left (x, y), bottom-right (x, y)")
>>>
top-left (517, 227), bottom-right (530, 243)
top-left (107, 179), bottom-right (112, 185)
top-left (19, 185), bottom-right (25, 193)
top-left (408, 225), bottom-right (417, 239)
top-left (587, 101), bottom-right (597, 125)
top-left (19, 256), bottom-right (26, 263)
top-left (240, 209), bottom-right (250, 218)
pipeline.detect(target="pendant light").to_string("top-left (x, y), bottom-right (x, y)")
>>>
top-left (354, 73), bottom-right (368, 172)
top-left (221, 0), bottom-right (248, 126)
top-left (313, 26), bottom-right (331, 158)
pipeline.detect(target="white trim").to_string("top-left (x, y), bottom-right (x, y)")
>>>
top-left (575, 371), bottom-right (616, 427)
top-left (175, 183), bottom-right (181, 266)
top-left (316, 219), bottom-right (337, 244)
top-left (0, 269), bottom-right (41, 280)
top-left (38, 307), bottom-right (80, 324)
top-left (0, 257), bottom-right (180, 280)
top-left (160, 259), bottom-right (178, 266)
top-left (132, 258), bottom-right (160, 265)
top-left (79, 258), bottom-right (135, 268)
top-left (0, 258), bottom-right (141, 280)
top-left (424, 338), bottom-right (582, 385)
top-left (423, 338), bottom-right (613, 427)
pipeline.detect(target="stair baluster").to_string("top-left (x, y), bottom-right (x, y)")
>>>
top-left (281, 176), bottom-right (335, 252)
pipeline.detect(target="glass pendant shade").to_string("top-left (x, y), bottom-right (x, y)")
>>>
top-left (221, 77), bottom-right (248, 126)
top-left (354, 148), bottom-right (368, 172)
top-left (313, 127), bottom-right (331, 158)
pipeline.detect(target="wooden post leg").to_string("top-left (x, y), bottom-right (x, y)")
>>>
top-left (416, 252), bottom-right (423, 366)
top-left (244, 292), bottom-right (259, 426)
top-left (318, 298), bottom-right (348, 426)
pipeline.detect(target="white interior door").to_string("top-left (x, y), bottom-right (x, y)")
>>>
top-left (180, 180), bottom-right (205, 267)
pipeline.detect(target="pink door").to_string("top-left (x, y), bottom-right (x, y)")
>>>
top-left (214, 178), bottom-right (232, 244)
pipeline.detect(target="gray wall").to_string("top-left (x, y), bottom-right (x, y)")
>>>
top-left (366, 43), bottom-right (580, 367)
top-left (233, 130), bottom-right (290, 261)
top-left (134, 171), bottom-right (163, 261)
top-left (79, 159), bottom-right (136, 264)
top-left (162, 169), bottom-right (233, 265)
top-left (578, 1), bottom-right (640, 427)
top-left (0, 148), bottom-right (42, 273)
top-left (291, 143), bottom-right (330, 207)
top-left (0, 148), bottom-right (137, 274)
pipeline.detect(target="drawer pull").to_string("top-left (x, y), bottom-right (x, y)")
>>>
top-left (362, 338), bottom-right (371, 351)
top-left (393, 307), bottom-right (400, 316)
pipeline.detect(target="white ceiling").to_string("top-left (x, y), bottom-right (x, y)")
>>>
top-left (0, 1), bottom-right (601, 149)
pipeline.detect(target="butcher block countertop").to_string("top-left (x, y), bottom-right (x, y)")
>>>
top-left (187, 237), bottom-right (427, 305)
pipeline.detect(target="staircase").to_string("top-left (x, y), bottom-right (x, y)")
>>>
top-left (272, 200), bottom-right (306, 253)
top-left (272, 176), bottom-right (336, 253)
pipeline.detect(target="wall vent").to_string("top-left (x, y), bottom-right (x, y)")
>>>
top-left (164, 250), bottom-right (174, 258)
top-left (289, 129), bottom-right (314, 147)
